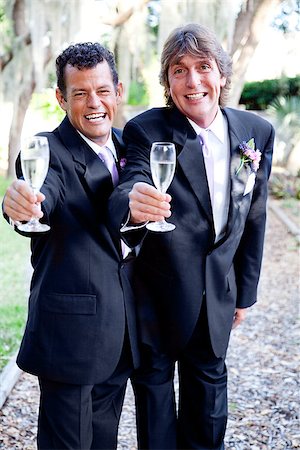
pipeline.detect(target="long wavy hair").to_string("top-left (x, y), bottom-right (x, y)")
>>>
top-left (159, 23), bottom-right (232, 107)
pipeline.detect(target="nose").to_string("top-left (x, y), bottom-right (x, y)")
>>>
top-left (87, 91), bottom-right (101, 108)
top-left (186, 69), bottom-right (201, 89)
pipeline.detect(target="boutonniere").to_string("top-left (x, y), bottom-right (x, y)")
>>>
top-left (120, 157), bottom-right (127, 170)
top-left (236, 138), bottom-right (261, 175)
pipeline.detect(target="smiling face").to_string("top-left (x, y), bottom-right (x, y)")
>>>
top-left (167, 54), bottom-right (226, 129)
top-left (56, 61), bottom-right (123, 146)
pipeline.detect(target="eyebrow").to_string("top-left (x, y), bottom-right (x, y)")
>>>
top-left (170, 56), bottom-right (211, 66)
top-left (70, 84), bottom-right (112, 92)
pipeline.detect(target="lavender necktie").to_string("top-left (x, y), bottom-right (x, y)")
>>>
top-left (98, 146), bottom-right (119, 187)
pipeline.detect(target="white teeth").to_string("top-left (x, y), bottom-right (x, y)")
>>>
top-left (86, 113), bottom-right (106, 120)
top-left (186, 93), bottom-right (205, 100)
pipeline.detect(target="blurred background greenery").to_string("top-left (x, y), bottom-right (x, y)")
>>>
top-left (0, 0), bottom-right (299, 370)
top-left (0, 178), bottom-right (31, 370)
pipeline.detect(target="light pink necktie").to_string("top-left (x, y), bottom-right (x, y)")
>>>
top-left (199, 130), bottom-right (214, 203)
top-left (98, 147), bottom-right (119, 187)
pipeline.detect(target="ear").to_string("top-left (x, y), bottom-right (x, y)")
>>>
top-left (56, 88), bottom-right (67, 112)
top-left (220, 76), bottom-right (227, 88)
top-left (116, 82), bottom-right (124, 105)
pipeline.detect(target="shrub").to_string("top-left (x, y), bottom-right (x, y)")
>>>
top-left (240, 76), bottom-right (300, 110)
top-left (128, 79), bottom-right (149, 106)
top-left (267, 96), bottom-right (300, 170)
top-left (269, 172), bottom-right (300, 200)
top-left (30, 91), bottom-right (65, 122)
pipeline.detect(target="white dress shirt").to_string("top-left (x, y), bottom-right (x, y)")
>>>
top-left (78, 131), bottom-right (118, 162)
top-left (188, 108), bottom-right (230, 242)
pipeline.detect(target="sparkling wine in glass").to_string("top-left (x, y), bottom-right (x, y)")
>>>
top-left (18, 136), bottom-right (50, 233)
top-left (146, 142), bottom-right (176, 232)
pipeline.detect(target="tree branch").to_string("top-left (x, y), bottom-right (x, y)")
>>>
top-left (0, 33), bottom-right (31, 72)
top-left (13, 0), bottom-right (26, 36)
top-left (101, 0), bottom-right (149, 27)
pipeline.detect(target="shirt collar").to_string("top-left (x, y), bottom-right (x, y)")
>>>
top-left (187, 108), bottom-right (226, 144)
top-left (77, 130), bottom-right (117, 160)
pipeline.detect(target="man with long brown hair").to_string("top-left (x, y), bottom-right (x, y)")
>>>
top-left (109, 23), bottom-right (274, 449)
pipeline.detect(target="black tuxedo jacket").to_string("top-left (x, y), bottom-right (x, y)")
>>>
top-left (109, 106), bottom-right (274, 358)
top-left (13, 116), bottom-right (138, 384)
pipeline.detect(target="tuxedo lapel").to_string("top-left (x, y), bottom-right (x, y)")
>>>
top-left (172, 109), bottom-right (213, 226)
top-left (223, 108), bottom-right (253, 236)
top-left (58, 116), bottom-right (113, 197)
top-left (112, 127), bottom-right (126, 174)
top-left (168, 108), bottom-right (254, 240)
top-left (57, 116), bottom-right (121, 257)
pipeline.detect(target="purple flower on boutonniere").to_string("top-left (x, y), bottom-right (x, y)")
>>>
top-left (120, 158), bottom-right (127, 169)
top-left (236, 138), bottom-right (261, 175)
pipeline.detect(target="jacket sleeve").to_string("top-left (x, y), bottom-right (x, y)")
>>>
top-left (234, 122), bottom-right (275, 308)
top-left (108, 119), bottom-right (154, 248)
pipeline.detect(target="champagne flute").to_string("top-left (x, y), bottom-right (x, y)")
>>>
top-left (18, 136), bottom-right (50, 233)
top-left (146, 142), bottom-right (176, 232)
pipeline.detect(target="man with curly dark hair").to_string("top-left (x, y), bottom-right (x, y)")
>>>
top-left (3, 42), bottom-right (139, 449)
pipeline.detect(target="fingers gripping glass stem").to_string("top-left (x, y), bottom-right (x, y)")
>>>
top-left (146, 142), bottom-right (176, 232)
top-left (17, 136), bottom-right (50, 233)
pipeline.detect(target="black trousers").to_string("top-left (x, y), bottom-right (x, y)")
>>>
top-left (132, 302), bottom-right (227, 450)
top-left (131, 347), bottom-right (177, 450)
top-left (37, 338), bottom-right (133, 450)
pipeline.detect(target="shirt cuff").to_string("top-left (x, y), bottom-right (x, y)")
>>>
top-left (120, 212), bottom-right (148, 233)
top-left (8, 217), bottom-right (21, 228)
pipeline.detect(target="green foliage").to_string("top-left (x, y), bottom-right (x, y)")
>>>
top-left (30, 91), bottom-right (65, 122)
top-left (0, 304), bottom-right (27, 370)
top-left (128, 80), bottom-right (149, 106)
top-left (267, 96), bottom-right (300, 168)
top-left (268, 95), bottom-right (300, 145)
top-left (0, 180), bottom-right (31, 370)
top-left (278, 198), bottom-right (300, 223)
top-left (268, 95), bottom-right (300, 129)
top-left (272, 0), bottom-right (300, 33)
top-left (269, 172), bottom-right (300, 200)
top-left (0, 0), bottom-right (13, 52)
top-left (0, 1), bottom-right (4, 21)
top-left (147, 0), bottom-right (160, 37)
top-left (240, 76), bottom-right (300, 110)
top-left (0, 175), bottom-right (12, 197)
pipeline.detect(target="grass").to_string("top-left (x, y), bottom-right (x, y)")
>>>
top-left (0, 176), bottom-right (31, 371)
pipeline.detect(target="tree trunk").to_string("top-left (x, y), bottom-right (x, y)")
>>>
top-left (8, 77), bottom-right (36, 178)
top-left (229, 0), bottom-right (281, 107)
top-left (2, 0), bottom-right (81, 178)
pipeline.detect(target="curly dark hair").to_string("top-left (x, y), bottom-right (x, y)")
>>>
top-left (56, 42), bottom-right (119, 97)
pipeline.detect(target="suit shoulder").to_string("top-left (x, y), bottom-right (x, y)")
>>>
top-left (224, 107), bottom-right (274, 130)
top-left (127, 107), bottom-right (170, 126)
top-left (37, 129), bottom-right (63, 151)
top-left (112, 127), bottom-right (123, 135)
top-left (112, 127), bottom-right (125, 150)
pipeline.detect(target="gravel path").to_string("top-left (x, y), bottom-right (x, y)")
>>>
top-left (0, 206), bottom-right (299, 449)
